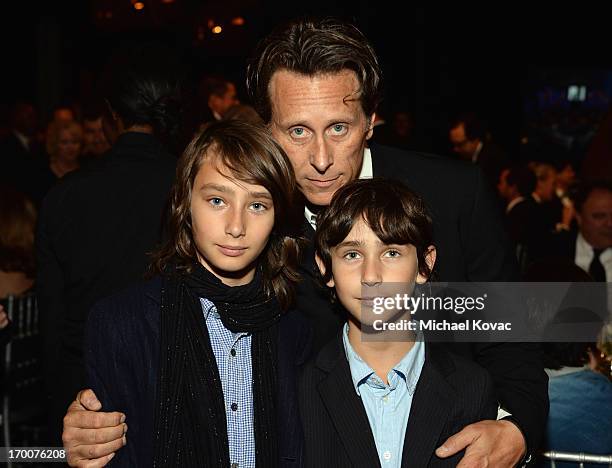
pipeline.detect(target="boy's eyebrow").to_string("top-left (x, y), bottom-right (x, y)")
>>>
top-left (200, 183), bottom-right (232, 193)
top-left (249, 191), bottom-right (272, 200)
top-left (336, 240), bottom-right (364, 248)
top-left (199, 184), bottom-right (272, 200)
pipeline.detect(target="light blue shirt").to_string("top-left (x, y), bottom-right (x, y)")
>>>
top-left (201, 298), bottom-right (255, 468)
top-left (342, 323), bottom-right (425, 467)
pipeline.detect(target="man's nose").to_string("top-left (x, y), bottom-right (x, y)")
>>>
top-left (310, 136), bottom-right (333, 173)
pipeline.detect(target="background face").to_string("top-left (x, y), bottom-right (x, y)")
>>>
top-left (269, 70), bottom-right (373, 207)
top-left (56, 129), bottom-right (81, 161)
top-left (190, 156), bottom-right (275, 286)
top-left (577, 189), bottom-right (612, 249)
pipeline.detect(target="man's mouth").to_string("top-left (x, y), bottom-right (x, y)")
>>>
top-left (307, 175), bottom-right (340, 188)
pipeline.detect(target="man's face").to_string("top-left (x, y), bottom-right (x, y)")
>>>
top-left (190, 156), bottom-right (275, 286)
top-left (536, 169), bottom-right (556, 202)
top-left (449, 123), bottom-right (479, 160)
top-left (497, 169), bottom-right (513, 201)
top-left (210, 83), bottom-right (239, 117)
top-left (269, 70), bottom-right (375, 207)
top-left (83, 118), bottom-right (111, 156)
top-left (319, 218), bottom-right (432, 325)
top-left (577, 189), bottom-right (612, 249)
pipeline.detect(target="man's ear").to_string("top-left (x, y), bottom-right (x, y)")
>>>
top-left (365, 112), bottom-right (376, 140)
top-left (416, 246), bottom-right (437, 284)
top-left (315, 253), bottom-right (335, 288)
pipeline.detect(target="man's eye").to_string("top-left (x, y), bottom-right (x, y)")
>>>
top-left (330, 124), bottom-right (348, 136)
top-left (290, 127), bottom-right (309, 138)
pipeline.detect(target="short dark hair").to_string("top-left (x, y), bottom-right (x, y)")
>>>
top-left (450, 112), bottom-right (485, 141)
top-left (99, 43), bottom-right (183, 138)
top-left (506, 165), bottom-right (537, 197)
top-left (246, 17), bottom-right (383, 123)
top-left (572, 180), bottom-right (612, 213)
top-left (199, 75), bottom-right (232, 100)
top-left (315, 178), bottom-right (434, 286)
top-left (149, 120), bottom-right (304, 311)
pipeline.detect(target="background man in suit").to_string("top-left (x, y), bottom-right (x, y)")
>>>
top-left (449, 112), bottom-right (508, 189)
top-left (63, 18), bottom-right (546, 468)
top-left (549, 181), bottom-right (612, 282)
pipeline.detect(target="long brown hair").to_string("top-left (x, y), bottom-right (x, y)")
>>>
top-left (150, 120), bottom-right (303, 310)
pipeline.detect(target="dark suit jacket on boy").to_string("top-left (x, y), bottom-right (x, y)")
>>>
top-left (299, 335), bottom-right (497, 468)
top-left (85, 276), bottom-right (311, 467)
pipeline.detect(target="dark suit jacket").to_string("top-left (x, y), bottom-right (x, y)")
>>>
top-left (296, 143), bottom-right (548, 456)
top-left (476, 141), bottom-right (508, 190)
top-left (36, 132), bottom-right (176, 427)
top-left (85, 276), bottom-right (311, 467)
top-left (299, 335), bottom-right (497, 467)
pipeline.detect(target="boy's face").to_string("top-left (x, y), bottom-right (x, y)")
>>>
top-left (319, 218), bottom-right (433, 324)
top-left (191, 156), bottom-right (275, 286)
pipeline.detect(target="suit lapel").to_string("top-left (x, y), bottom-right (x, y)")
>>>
top-left (401, 345), bottom-right (456, 468)
top-left (316, 338), bottom-right (381, 468)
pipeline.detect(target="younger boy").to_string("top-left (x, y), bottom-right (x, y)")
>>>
top-left (300, 178), bottom-right (497, 467)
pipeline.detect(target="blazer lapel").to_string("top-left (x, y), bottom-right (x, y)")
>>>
top-left (316, 338), bottom-right (381, 468)
top-left (401, 345), bottom-right (456, 468)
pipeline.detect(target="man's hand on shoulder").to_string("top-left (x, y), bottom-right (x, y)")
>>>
top-left (436, 419), bottom-right (527, 468)
top-left (63, 389), bottom-right (127, 467)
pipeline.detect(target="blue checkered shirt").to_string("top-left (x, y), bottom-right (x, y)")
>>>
top-left (201, 298), bottom-right (255, 468)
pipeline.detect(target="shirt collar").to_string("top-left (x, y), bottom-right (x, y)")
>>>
top-left (341, 322), bottom-right (424, 396)
top-left (304, 148), bottom-right (373, 229)
top-left (506, 196), bottom-right (525, 213)
top-left (472, 141), bottom-right (483, 163)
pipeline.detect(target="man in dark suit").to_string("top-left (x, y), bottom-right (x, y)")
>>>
top-left (0, 100), bottom-right (41, 194)
top-left (548, 181), bottom-right (612, 282)
top-left (37, 45), bottom-right (181, 443)
top-left (63, 18), bottom-right (546, 468)
top-left (497, 166), bottom-right (549, 270)
top-left (449, 113), bottom-right (509, 190)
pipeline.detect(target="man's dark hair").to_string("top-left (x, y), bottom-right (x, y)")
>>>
top-left (199, 75), bottom-right (232, 101)
top-left (246, 17), bottom-right (383, 123)
top-left (315, 178), bottom-right (434, 286)
top-left (81, 97), bottom-right (105, 122)
top-left (507, 165), bottom-right (537, 197)
top-left (450, 112), bottom-right (485, 141)
top-left (99, 43), bottom-right (183, 139)
top-left (572, 180), bottom-right (612, 213)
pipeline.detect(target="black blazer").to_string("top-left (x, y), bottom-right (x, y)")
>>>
top-left (299, 335), bottom-right (497, 467)
top-left (85, 276), bottom-right (311, 467)
top-left (296, 143), bottom-right (548, 455)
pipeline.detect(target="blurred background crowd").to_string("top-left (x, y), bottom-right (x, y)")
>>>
top-left (0, 1), bottom-right (610, 466)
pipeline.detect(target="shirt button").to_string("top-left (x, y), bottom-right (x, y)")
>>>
top-left (383, 395), bottom-right (389, 403)
top-left (231, 403), bottom-right (238, 411)
top-left (383, 451), bottom-right (392, 461)
top-left (230, 348), bottom-right (236, 357)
